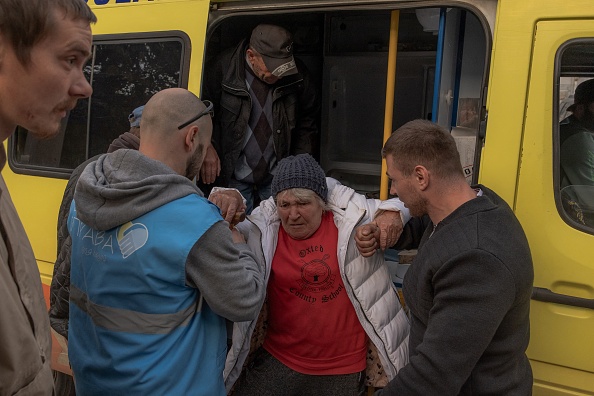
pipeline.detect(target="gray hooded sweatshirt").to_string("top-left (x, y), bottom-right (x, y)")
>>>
top-left (72, 149), bottom-right (265, 322)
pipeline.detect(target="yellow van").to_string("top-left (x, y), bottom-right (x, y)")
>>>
top-left (3, 0), bottom-right (593, 394)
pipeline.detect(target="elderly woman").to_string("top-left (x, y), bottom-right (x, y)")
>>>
top-left (225, 154), bottom-right (410, 395)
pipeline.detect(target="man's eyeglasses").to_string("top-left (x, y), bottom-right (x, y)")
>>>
top-left (177, 100), bottom-right (214, 130)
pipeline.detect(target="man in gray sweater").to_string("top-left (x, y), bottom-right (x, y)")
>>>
top-left (68, 88), bottom-right (265, 395)
top-left (358, 120), bottom-right (534, 395)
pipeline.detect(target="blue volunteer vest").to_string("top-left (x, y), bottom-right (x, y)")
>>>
top-left (68, 194), bottom-right (227, 395)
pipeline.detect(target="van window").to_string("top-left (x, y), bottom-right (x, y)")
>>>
top-left (9, 35), bottom-right (188, 178)
top-left (556, 42), bottom-right (594, 231)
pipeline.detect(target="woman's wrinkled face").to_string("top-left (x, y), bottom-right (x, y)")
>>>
top-left (276, 190), bottom-right (324, 240)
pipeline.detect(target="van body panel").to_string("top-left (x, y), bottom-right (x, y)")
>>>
top-left (515, 19), bottom-right (594, 394)
top-left (484, 3), bottom-right (594, 394)
top-left (480, 1), bottom-right (537, 204)
top-left (2, 0), bottom-right (593, 393)
top-left (2, 156), bottom-right (66, 265)
top-left (531, 360), bottom-right (594, 395)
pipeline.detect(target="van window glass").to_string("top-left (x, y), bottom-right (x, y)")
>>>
top-left (10, 39), bottom-right (184, 177)
top-left (557, 42), bottom-right (594, 231)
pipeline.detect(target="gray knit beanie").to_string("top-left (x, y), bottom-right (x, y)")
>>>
top-left (271, 154), bottom-right (328, 202)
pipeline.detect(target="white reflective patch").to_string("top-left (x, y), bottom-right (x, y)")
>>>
top-left (70, 286), bottom-right (197, 334)
top-left (272, 60), bottom-right (296, 77)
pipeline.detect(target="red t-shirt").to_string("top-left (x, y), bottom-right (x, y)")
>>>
top-left (263, 212), bottom-right (367, 375)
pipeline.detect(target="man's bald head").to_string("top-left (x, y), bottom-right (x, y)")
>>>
top-left (139, 88), bottom-right (213, 179)
top-left (141, 88), bottom-right (212, 139)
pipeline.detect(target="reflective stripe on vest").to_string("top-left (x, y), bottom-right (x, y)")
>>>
top-left (70, 285), bottom-right (197, 334)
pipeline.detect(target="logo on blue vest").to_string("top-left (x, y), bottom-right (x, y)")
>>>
top-left (117, 221), bottom-right (149, 258)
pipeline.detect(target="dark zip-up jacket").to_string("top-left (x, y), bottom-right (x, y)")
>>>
top-left (378, 185), bottom-right (534, 395)
top-left (203, 38), bottom-right (320, 186)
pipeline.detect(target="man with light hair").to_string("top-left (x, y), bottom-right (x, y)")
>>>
top-left (360, 120), bottom-right (534, 395)
top-left (0, 0), bottom-right (95, 393)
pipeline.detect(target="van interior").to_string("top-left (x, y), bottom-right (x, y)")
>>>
top-left (204, 6), bottom-right (488, 197)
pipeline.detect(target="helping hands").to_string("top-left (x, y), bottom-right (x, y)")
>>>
top-left (208, 190), bottom-right (246, 228)
top-left (355, 210), bottom-right (403, 257)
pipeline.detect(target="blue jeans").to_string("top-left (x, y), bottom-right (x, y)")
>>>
top-left (228, 178), bottom-right (272, 214)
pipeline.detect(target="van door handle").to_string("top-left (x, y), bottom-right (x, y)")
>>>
top-left (532, 287), bottom-right (594, 310)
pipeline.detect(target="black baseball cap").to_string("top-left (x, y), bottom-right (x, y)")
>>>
top-left (249, 24), bottom-right (297, 78)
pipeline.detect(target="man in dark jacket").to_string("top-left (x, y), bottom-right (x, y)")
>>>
top-left (358, 120), bottom-right (534, 395)
top-left (202, 24), bottom-right (320, 212)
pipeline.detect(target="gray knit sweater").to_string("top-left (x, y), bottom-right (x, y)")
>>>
top-left (378, 185), bottom-right (534, 395)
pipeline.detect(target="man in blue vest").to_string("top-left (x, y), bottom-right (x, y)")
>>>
top-left (68, 88), bottom-right (265, 395)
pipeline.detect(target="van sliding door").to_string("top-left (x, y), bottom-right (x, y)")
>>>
top-left (516, 20), bottom-right (594, 394)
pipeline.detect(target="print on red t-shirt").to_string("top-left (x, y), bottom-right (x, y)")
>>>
top-left (263, 212), bottom-right (367, 375)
